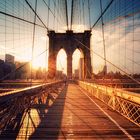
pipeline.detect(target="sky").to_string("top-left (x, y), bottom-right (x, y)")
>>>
top-left (0, 0), bottom-right (140, 75)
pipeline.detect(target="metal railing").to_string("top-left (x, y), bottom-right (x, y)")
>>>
top-left (78, 81), bottom-right (140, 127)
top-left (0, 80), bottom-right (64, 132)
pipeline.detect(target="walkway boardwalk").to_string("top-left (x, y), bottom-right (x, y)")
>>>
top-left (2, 84), bottom-right (140, 139)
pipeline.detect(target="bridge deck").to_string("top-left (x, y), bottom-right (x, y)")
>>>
top-left (2, 84), bottom-right (140, 139)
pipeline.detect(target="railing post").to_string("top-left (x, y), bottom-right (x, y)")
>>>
top-left (112, 90), bottom-right (116, 110)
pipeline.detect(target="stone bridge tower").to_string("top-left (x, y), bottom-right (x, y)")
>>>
top-left (48, 30), bottom-right (92, 79)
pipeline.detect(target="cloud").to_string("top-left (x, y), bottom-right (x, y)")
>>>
top-left (91, 16), bottom-right (140, 74)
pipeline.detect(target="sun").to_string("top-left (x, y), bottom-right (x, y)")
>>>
top-left (32, 56), bottom-right (47, 69)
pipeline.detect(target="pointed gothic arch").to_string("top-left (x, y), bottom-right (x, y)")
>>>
top-left (48, 30), bottom-right (92, 79)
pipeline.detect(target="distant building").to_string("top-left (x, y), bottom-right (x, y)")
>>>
top-left (79, 58), bottom-right (84, 79)
top-left (5, 54), bottom-right (14, 63)
top-left (98, 65), bottom-right (107, 75)
top-left (0, 59), bottom-right (4, 79)
top-left (56, 70), bottom-right (63, 78)
top-left (5, 54), bottom-right (15, 79)
top-left (103, 65), bottom-right (107, 76)
top-left (74, 69), bottom-right (79, 78)
top-left (15, 61), bottom-right (30, 79)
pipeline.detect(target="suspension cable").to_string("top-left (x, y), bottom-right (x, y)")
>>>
top-left (91, 0), bottom-right (115, 30)
top-left (99, 0), bottom-right (107, 75)
top-left (0, 11), bottom-right (45, 28)
top-left (71, 0), bottom-right (74, 30)
top-left (25, 0), bottom-right (49, 31)
top-left (88, 0), bottom-right (91, 29)
top-left (30, 0), bottom-right (37, 83)
top-left (65, 0), bottom-right (69, 30)
top-left (47, 0), bottom-right (50, 28)
top-left (73, 37), bottom-right (140, 85)
top-left (82, 0), bottom-right (85, 30)
top-left (43, 0), bottom-right (66, 31)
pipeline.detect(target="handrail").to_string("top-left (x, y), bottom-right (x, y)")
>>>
top-left (0, 81), bottom-right (64, 103)
top-left (78, 80), bottom-right (140, 127)
top-left (0, 80), bottom-right (64, 131)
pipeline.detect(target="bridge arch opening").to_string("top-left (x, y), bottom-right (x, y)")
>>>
top-left (72, 48), bottom-right (84, 79)
top-left (56, 49), bottom-right (67, 78)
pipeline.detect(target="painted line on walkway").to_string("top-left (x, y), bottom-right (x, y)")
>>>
top-left (78, 86), bottom-right (135, 140)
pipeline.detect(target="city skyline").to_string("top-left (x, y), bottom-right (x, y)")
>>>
top-left (0, 0), bottom-right (140, 75)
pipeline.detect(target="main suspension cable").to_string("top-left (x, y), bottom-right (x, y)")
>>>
top-left (74, 37), bottom-right (140, 85)
top-left (25, 0), bottom-right (49, 31)
top-left (91, 0), bottom-right (114, 30)
top-left (0, 11), bottom-right (45, 28)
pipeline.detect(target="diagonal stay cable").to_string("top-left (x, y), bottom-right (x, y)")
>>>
top-left (91, 0), bottom-right (115, 30)
top-left (73, 37), bottom-right (140, 85)
top-left (0, 11), bottom-right (45, 29)
top-left (25, 0), bottom-right (49, 31)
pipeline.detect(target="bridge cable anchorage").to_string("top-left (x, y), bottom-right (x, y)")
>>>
top-left (73, 37), bottom-right (140, 85)
top-left (91, 0), bottom-right (114, 30)
top-left (24, 0), bottom-right (49, 31)
top-left (79, 87), bottom-right (135, 140)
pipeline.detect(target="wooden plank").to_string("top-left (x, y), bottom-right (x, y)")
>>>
top-left (1, 84), bottom-right (140, 139)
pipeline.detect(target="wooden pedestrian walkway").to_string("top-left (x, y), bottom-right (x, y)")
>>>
top-left (1, 84), bottom-right (140, 139)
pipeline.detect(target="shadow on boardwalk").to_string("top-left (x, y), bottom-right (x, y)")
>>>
top-left (0, 85), bottom-right (68, 140)
top-left (28, 85), bottom-right (68, 139)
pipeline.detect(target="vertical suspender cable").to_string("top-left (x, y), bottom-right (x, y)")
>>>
top-left (65, 0), bottom-right (69, 30)
top-left (46, 0), bottom-right (50, 80)
top-left (82, 0), bottom-right (85, 30)
top-left (88, 0), bottom-right (91, 29)
top-left (53, 0), bottom-right (56, 29)
top-left (12, 0), bottom-right (14, 52)
top-left (132, 1), bottom-right (134, 75)
top-left (124, 0), bottom-right (126, 72)
top-left (119, 0), bottom-right (121, 69)
top-left (71, 0), bottom-right (74, 30)
top-left (5, 0), bottom-right (6, 58)
top-left (99, 0), bottom-right (107, 75)
top-left (31, 0), bottom-right (37, 83)
top-left (47, 0), bottom-right (50, 29)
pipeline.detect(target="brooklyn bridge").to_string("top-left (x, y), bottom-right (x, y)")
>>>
top-left (0, 0), bottom-right (140, 139)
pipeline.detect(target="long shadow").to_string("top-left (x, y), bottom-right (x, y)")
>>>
top-left (0, 109), bottom-right (26, 139)
top-left (28, 85), bottom-right (68, 139)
